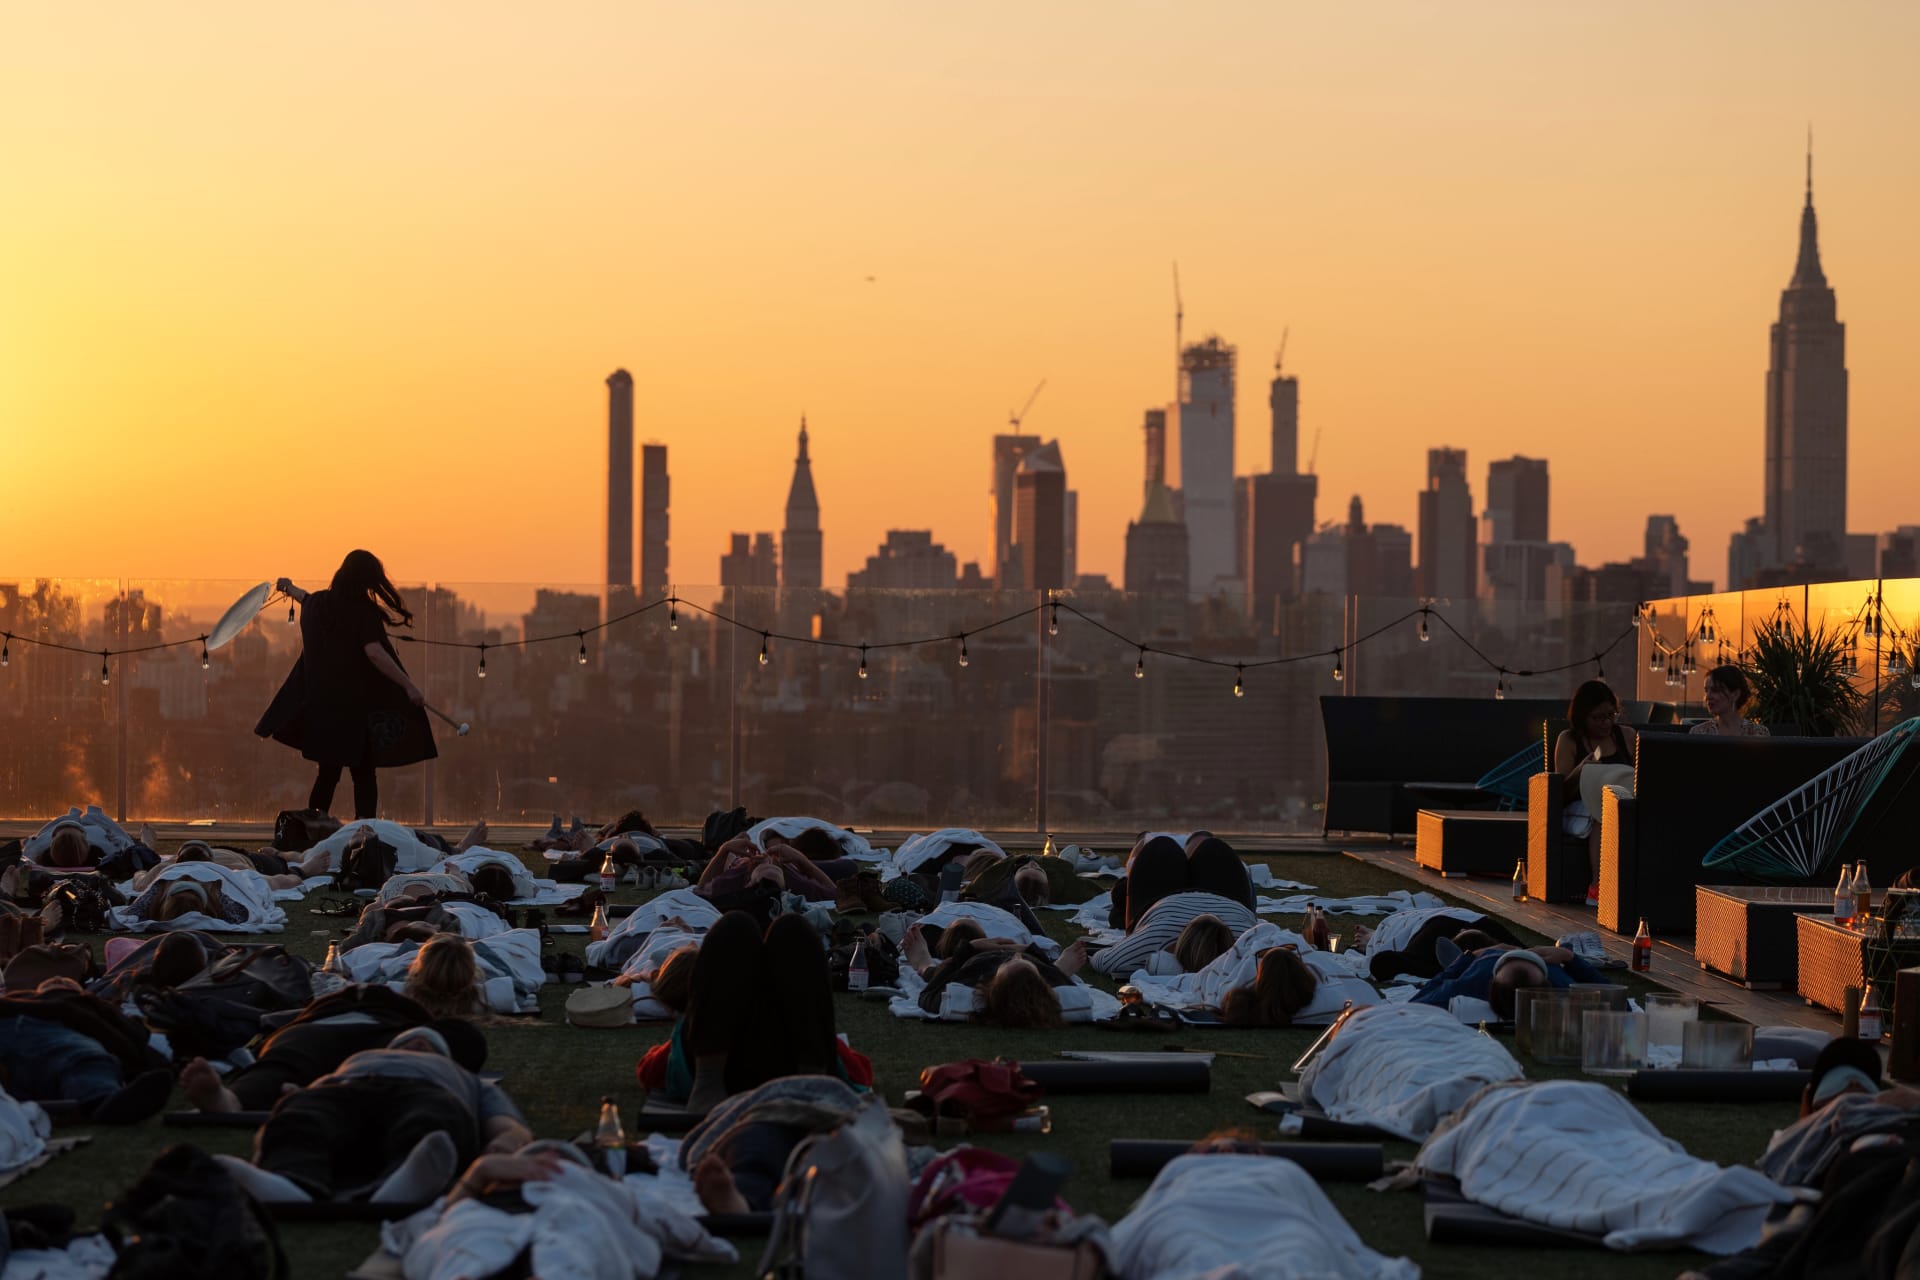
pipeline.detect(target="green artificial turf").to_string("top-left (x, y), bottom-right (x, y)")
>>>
top-left (0, 848), bottom-right (1797, 1279)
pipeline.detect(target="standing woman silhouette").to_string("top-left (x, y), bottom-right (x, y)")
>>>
top-left (256, 550), bottom-right (436, 819)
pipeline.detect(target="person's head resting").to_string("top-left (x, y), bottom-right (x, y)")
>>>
top-left (1012, 863), bottom-right (1050, 907)
top-left (402, 933), bottom-right (480, 1019)
top-left (1173, 913), bottom-right (1236, 973)
top-left (936, 918), bottom-right (985, 960)
top-left (1221, 947), bottom-right (1318, 1028)
top-left (1568, 679), bottom-right (1622, 742)
top-left (46, 824), bottom-right (90, 869)
top-left (976, 956), bottom-right (1063, 1029)
top-left (467, 864), bottom-right (516, 902)
top-left (1487, 949), bottom-right (1551, 1020)
top-left (1801, 1036), bottom-right (1885, 1118)
top-left (651, 944), bottom-right (698, 1013)
top-left (330, 549), bottom-right (413, 628)
top-left (1704, 665), bottom-right (1754, 714)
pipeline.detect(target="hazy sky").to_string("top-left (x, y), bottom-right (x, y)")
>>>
top-left (4, 2), bottom-right (1917, 594)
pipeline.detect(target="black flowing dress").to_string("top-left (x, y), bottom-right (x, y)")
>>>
top-left (255, 590), bottom-right (437, 770)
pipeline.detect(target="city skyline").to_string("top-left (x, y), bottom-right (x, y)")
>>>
top-left (5, 5), bottom-right (1918, 591)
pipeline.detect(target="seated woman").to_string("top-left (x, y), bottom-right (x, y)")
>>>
top-left (1552, 679), bottom-right (1638, 908)
top-left (180, 986), bottom-right (480, 1113)
top-left (900, 925), bottom-right (1091, 1028)
top-left (638, 911), bottom-right (864, 1113)
top-left (1353, 906), bottom-right (1524, 982)
top-left (1410, 944), bottom-right (1605, 1020)
top-left (1692, 665), bottom-right (1770, 737)
top-left (1108, 834), bottom-right (1254, 933)
top-left (0, 975), bottom-right (173, 1123)
top-left (212, 1026), bottom-right (531, 1205)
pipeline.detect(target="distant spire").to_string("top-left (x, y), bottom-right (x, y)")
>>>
top-left (1789, 132), bottom-right (1827, 290)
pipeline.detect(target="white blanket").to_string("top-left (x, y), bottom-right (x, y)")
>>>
top-left (747, 817), bottom-right (883, 861)
top-left (107, 863), bottom-right (288, 934)
top-left (1414, 1079), bottom-right (1799, 1252)
top-left (1297, 1002), bottom-right (1523, 1140)
top-left (887, 966), bottom-right (1119, 1023)
top-left (338, 929), bottom-right (546, 1014)
top-left (1109, 1153), bottom-right (1418, 1280)
top-left (912, 900), bottom-right (1059, 959)
top-left (1124, 923), bottom-right (1379, 1026)
top-left (585, 890), bottom-right (720, 969)
top-left (381, 1158), bottom-right (736, 1280)
top-left (302, 820), bottom-right (448, 873)
top-left (22, 805), bottom-right (135, 860)
top-left (892, 828), bottom-right (1006, 873)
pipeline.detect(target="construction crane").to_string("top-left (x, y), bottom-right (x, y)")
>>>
top-left (1009, 379), bottom-right (1046, 432)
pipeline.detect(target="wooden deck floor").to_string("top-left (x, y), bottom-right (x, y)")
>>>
top-left (1342, 843), bottom-right (1838, 1034)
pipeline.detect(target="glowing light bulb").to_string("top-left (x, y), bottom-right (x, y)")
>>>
top-left (758, 634), bottom-right (770, 666)
top-left (958, 636), bottom-right (969, 668)
top-left (577, 633), bottom-right (588, 665)
top-left (858, 646), bottom-right (869, 679)
top-left (1233, 666), bottom-right (1244, 698)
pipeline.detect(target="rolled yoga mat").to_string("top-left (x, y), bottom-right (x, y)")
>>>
top-left (1109, 1140), bottom-right (1382, 1181)
top-left (1019, 1058), bottom-right (1209, 1094)
top-left (1625, 1069), bottom-right (1810, 1103)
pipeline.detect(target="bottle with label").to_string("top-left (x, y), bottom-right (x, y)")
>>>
top-left (596, 1095), bottom-right (627, 1178)
top-left (1859, 982), bottom-right (1884, 1041)
top-left (1853, 863), bottom-right (1873, 922)
top-left (847, 937), bottom-right (869, 992)
top-left (1835, 863), bottom-right (1855, 925)
top-left (1631, 918), bottom-right (1652, 973)
top-left (589, 901), bottom-right (610, 943)
top-left (599, 854), bottom-right (618, 893)
top-left (1511, 859), bottom-right (1528, 903)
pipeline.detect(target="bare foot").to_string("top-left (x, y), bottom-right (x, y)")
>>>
top-left (693, 1153), bottom-right (751, 1215)
top-left (455, 820), bottom-right (489, 854)
top-left (180, 1056), bottom-right (242, 1114)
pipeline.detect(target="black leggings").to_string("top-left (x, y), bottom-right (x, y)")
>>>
top-left (686, 911), bottom-right (837, 1095)
top-left (311, 762), bottom-right (378, 819)
top-left (1123, 836), bottom-right (1254, 932)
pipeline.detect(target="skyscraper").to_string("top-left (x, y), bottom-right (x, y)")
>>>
top-left (991, 434), bottom-right (1044, 587)
top-left (1178, 336), bottom-right (1237, 590)
top-left (1417, 447), bottom-right (1475, 600)
top-left (1763, 150), bottom-right (1849, 571)
top-left (640, 443), bottom-right (670, 599)
top-left (1012, 441), bottom-right (1066, 592)
top-left (781, 418), bottom-right (822, 589)
top-left (604, 370), bottom-right (634, 587)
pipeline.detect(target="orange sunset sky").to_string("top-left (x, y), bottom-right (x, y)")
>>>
top-left (4, 2), bottom-right (1917, 595)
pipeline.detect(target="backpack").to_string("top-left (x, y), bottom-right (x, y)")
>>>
top-left (102, 1144), bottom-right (287, 1280)
top-left (271, 809), bottom-right (340, 854)
top-left (756, 1097), bottom-right (909, 1280)
top-left (337, 832), bottom-right (398, 892)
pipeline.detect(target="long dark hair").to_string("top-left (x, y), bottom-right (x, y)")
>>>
top-left (330, 549), bottom-right (413, 628)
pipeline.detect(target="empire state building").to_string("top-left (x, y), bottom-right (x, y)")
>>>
top-left (1761, 152), bottom-right (1849, 571)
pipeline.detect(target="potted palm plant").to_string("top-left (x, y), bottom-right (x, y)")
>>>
top-left (1744, 617), bottom-right (1866, 736)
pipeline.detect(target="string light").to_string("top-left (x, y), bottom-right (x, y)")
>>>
top-left (957, 635), bottom-right (969, 668)
top-left (576, 632), bottom-right (588, 666)
top-left (857, 645), bottom-right (869, 679)
top-left (758, 633), bottom-right (770, 666)
top-left (1048, 601), bottom-right (1059, 637)
top-left (1135, 648), bottom-right (1146, 679)
top-left (1233, 665), bottom-right (1245, 698)
top-left (1331, 652), bottom-right (1344, 684)
top-left (200, 637), bottom-right (210, 670)
top-left (477, 645), bottom-right (488, 679)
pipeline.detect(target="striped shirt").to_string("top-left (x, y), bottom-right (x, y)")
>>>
top-left (1091, 892), bottom-right (1257, 977)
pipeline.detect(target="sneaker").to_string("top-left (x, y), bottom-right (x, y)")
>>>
top-left (1585, 884), bottom-right (1600, 908)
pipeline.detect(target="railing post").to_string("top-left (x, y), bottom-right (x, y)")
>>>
top-left (1035, 598), bottom-right (1049, 836)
